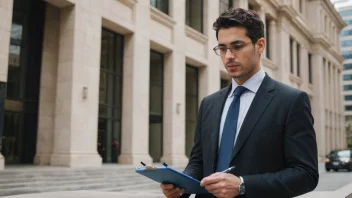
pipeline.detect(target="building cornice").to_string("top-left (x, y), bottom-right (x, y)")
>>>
top-left (278, 5), bottom-right (315, 43)
top-left (322, 0), bottom-right (346, 30)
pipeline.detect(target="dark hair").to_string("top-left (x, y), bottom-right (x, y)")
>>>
top-left (213, 8), bottom-right (264, 44)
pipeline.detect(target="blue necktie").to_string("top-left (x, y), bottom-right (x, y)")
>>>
top-left (216, 86), bottom-right (247, 172)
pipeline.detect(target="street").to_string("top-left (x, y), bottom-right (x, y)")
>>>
top-left (316, 168), bottom-right (352, 191)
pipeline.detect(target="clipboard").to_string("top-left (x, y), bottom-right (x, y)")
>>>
top-left (135, 166), bottom-right (208, 194)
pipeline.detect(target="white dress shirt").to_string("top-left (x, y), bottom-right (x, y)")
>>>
top-left (218, 68), bottom-right (266, 147)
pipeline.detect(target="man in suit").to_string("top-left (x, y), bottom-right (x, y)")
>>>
top-left (160, 8), bottom-right (318, 198)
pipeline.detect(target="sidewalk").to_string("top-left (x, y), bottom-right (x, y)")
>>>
top-left (2, 185), bottom-right (352, 198)
top-left (298, 183), bottom-right (352, 198)
top-left (2, 183), bottom-right (352, 198)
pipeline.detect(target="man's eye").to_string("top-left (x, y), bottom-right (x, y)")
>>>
top-left (219, 47), bottom-right (227, 51)
top-left (232, 45), bottom-right (242, 50)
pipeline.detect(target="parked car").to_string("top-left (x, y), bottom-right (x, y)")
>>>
top-left (325, 149), bottom-right (352, 172)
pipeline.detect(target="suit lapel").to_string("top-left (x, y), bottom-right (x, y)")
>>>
top-left (209, 86), bottom-right (231, 170)
top-left (230, 74), bottom-right (275, 161)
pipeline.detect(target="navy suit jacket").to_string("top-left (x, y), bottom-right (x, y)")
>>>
top-left (181, 74), bottom-right (319, 198)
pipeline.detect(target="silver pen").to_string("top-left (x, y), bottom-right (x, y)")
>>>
top-left (221, 166), bottom-right (235, 173)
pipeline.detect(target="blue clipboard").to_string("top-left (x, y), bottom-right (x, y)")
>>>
top-left (135, 166), bottom-right (208, 194)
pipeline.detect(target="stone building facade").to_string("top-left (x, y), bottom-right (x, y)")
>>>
top-left (0, 0), bottom-right (346, 170)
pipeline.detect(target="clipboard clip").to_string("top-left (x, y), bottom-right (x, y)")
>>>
top-left (140, 161), bottom-right (158, 170)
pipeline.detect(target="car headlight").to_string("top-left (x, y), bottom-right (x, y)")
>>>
top-left (325, 158), bottom-right (330, 163)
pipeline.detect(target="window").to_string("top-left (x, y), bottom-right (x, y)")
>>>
top-left (219, 0), bottom-right (233, 14)
top-left (341, 29), bottom-right (352, 36)
top-left (329, 150), bottom-right (351, 157)
top-left (344, 63), bottom-right (352, 70)
top-left (149, 50), bottom-right (164, 162)
top-left (339, 9), bottom-right (352, 17)
top-left (297, 43), bottom-right (300, 77)
top-left (308, 53), bottom-right (312, 83)
top-left (345, 95), bottom-right (352, 101)
top-left (345, 105), bottom-right (352, 111)
top-left (346, 115), bottom-right (352, 121)
top-left (98, 28), bottom-right (124, 163)
top-left (185, 65), bottom-right (198, 157)
top-left (343, 74), bottom-right (352, 81)
top-left (344, 84), bottom-right (352, 90)
top-left (7, 23), bottom-right (23, 100)
top-left (150, 0), bottom-right (169, 15)
top-left (290, 38), bottom-right (294, 73)
top-left (342, 40), bottom-right (352, 47)
top-left (344, 20), bottom-right (352, 25)
top-left (186, 0), bottom-right (203, 33)
top-left (342, 51), bottom-right (352, 59)
top-left (265, 19), bottom-right (271, 60)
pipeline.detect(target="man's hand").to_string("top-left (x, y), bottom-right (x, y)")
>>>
top-left (200, 173), bottom-right (240, 198)
top-left (160, 183), bottom-right (184, 198)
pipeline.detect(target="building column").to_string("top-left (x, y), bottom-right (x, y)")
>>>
top-left (160, 0), bottom-right (189, 166)
top-left (50, 4), bottom-right (102, 167)
top-left (269, 20), bottom-right (277, 65)
top-left (324, 59), bottom-right (330, 154)
top-left (334, 66), bottom-right (340, 149)
top-left (300, 47), bottom-right (308, 89)
top-left (319, 9), bottom-right (323, 33)
top-left (276, 20), bottom-right (291, 84)
top-left (257, 7), bottom-right (266, 58)
top-left (312, 54), bottom-right (326, 160)
top-left (199, 0), bottom-right (220, 100)
top-left (34, 4), bottom-right (60, 165)
top-left (321, 10), bottom-right (326, 35)
top-left (339, 69), bottom-right (346, 148)
top-left (234, 0), bottom-right (248, 9)
top-left (0, 0), bottom-right (14, 170)
top-left (119, 1), bottom-right (153, 165)
top-left (335, 66), bottom-right (339, 149)
top-left (328, 62), bottom-right (334, 151)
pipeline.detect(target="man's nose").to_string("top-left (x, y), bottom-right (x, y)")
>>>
top-left (225, 48), bottom-right (235, 60)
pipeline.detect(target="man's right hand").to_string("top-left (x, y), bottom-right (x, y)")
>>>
top-left (160, 183), bottom-right (184, 198)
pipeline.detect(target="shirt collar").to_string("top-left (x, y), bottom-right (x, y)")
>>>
top-left (228, 67), bottom-right (266, 97)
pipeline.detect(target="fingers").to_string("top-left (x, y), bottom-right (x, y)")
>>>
top-left (160, 183), bottom-right (174, 190)
top-left (204, 182), bottom-right (222, 192)
top-left (160, 184), bottom-right (184, 198)
top-left (200, 173), bottom-right (223, 186)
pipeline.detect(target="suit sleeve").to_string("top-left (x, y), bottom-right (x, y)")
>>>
top-left (241, 92), bottom-right (319, 198)
top-left (179, 99), bottom-right (205, 198)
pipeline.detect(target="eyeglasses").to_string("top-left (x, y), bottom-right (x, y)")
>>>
top-left (213, 42), bottom-right (252, 56)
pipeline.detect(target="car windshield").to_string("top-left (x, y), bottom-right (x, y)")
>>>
top-left (330, 150), bottom-right (351, 158)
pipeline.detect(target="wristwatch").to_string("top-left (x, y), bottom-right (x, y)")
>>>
top-left (238, 176), bottom-right (245, 195)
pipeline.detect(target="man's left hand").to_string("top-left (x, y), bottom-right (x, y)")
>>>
top-left (200, 172), bottom-right (241, 198)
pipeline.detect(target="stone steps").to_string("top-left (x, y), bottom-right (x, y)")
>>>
top-left (0, 165), bottom-right (160, 197)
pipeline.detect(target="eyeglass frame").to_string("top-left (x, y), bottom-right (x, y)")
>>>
top-left (213, 41), bottom-right (253, 56)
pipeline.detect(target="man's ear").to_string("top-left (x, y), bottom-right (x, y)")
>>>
top-left (256, 38), bottom-right (265, 55)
